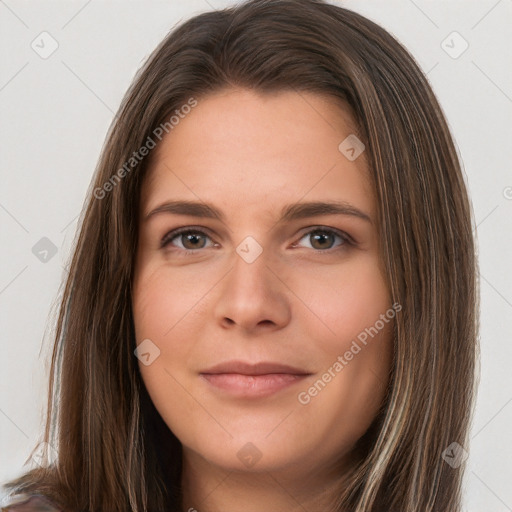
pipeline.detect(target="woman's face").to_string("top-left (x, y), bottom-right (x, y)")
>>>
top-left (132, 87), bottom-right (394, 482)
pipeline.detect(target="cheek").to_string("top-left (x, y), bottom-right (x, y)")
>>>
top-left (132, 266), bottom-right (204, 440)
top-left (131, 262), bottom-right (215, 409)
top-left (132, 261), bottom-right (211, 342)
top-left (294, 253), bottom-right (392, 351)
top-left (292, 255), bottom-right (394, 428)
top-left (133, 278), bottom-right (173, 340)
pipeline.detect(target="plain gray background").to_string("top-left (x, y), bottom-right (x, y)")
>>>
top-left (1, 0), bottom-right (511, 509)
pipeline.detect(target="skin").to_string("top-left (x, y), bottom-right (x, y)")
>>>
top-left (132, 87), bottom-right (394, 511)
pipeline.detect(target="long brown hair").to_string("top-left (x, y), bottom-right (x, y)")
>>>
top-left (2, 0), bottom-right (479, 510)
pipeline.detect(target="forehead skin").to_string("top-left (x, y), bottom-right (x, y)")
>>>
top-left (139, 87), bottom-right (375, 237)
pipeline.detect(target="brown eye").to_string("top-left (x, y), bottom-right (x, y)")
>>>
top-left (295, 228), bottom-right (350, 252)
top-left (160, 228), bottom-right (214, 252)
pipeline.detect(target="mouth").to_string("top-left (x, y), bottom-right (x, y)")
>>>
top-left (200, 361), bottom-right (313, 398)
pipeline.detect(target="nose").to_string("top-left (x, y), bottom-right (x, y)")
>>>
top-left (212, 245), bottom-right (291, 333)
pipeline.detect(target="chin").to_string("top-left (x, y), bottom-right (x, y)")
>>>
top-left (191, 438), bottom-right (306, 474)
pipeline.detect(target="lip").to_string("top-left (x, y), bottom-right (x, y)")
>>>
top-left (200, 360), bottom-right (312, 398)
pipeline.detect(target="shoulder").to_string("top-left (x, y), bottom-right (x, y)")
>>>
top-left (1, 494), bottom-right (62, 512)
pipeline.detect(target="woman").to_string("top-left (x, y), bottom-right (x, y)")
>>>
top-left (1, 0), bottom-right (479, 510)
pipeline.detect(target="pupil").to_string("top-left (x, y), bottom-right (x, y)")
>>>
top-left (312, 232), bottom-right (332, 249)
top-left (185, 233), bottom-right (203, 249)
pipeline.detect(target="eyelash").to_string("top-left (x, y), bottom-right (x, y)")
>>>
top-left (159, 226), bottom-right (354, 255)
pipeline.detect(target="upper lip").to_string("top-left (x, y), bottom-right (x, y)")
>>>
top-left (200, 360), bottom-right (312, 376)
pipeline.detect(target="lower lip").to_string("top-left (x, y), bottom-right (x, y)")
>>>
top-left (200, 373), bottom-right (308, 398)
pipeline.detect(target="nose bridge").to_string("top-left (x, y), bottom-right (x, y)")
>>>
top-left (213, 236), bottom-right (289, 330)
top-left (229, 236), bottom-right (273, 299)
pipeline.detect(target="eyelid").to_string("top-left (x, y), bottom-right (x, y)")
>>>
top-left (294, 225), bottom-right (355, 246)
top-left (159, 225), bottom-right (354, 252)
top-left (159, 225), bottom-right (217, 250)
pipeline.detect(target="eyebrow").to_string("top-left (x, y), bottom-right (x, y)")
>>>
top-left (144, 200), bottom-right (372, 225)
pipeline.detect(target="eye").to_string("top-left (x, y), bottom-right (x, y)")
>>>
top-left (160, 228), bottom-right (216, 253)
top-left (293, 227), bottom-right (351, 252)
top-left (160, 226), bottom-right (352, 255)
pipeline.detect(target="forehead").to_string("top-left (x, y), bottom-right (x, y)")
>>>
top-left (140, 88), bottom-right (374, 219)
